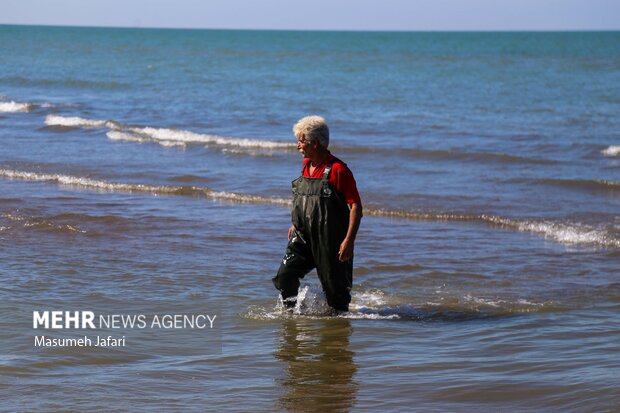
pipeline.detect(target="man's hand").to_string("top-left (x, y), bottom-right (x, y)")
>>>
top-left (338, 238), bottom-right (354, 262)
top-left (288, 225), bottom-right (296, 240)
top-left (338, 203), bottom-right (361, 262)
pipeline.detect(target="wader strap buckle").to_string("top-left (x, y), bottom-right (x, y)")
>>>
top-left (323, 162), bottom-right (334, 179)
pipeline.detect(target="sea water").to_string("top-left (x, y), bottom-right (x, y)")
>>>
top-left (1, 26), bottom-right (619, 411)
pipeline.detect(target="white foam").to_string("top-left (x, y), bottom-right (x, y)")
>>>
top-left (602, 145), bottom-right (620, 157)
top-left (461, 294), bottom-right (547, 313)
top-left (206, 190), bottom-right (290, 206)
top-left (515, 299), bottom-right (543, 306)
top-left (464, 294), bottom-right (502, 307)
top-left (0, 169), bottom-right (291, 207)
top-left (0, 101), bottom-right (32, 112)
top-left (349, 291), bottom-right (387, 310)
top-left (45, 115), bottom-right (115, 128)
top-left (106, 130), bottom-right (148, 144)
top-left (222, 148), bottom-right (278, 157)
top-left (240, 285), bottom-right (400, 320)
top-left (0, 169), bottom-right (165, 193)
top-left (341, 312), bottom-right (400, 320)
top-left (128, 126), bottom-right (293, 149)
top-left (482, 215), bottom-right (620, 249)
top-left (46, 113), bottom-right (294, 150)
top-left (159, 140), bottom-right (187, 148)
top-left (518, 220), bottom-right (620, 248)
top-left (107, 130), bottom-right (187, 148)
top-left (2, 213), bottom-right (86, 233)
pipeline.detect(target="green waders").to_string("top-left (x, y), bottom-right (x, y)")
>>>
top-left (273, 163), bottom-right (353, 312)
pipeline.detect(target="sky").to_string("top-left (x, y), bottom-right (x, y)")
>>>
top-left (1, 0), bottom-right (619, 31)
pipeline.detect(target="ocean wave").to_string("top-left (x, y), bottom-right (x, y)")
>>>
top-left (44, 115), bottom-right (555, 165)
top-left (0, 169), bottom-right (290, 207)
top-left (354, 209), bottom-right (620, 248)
top-left (602, 145), bottom-right (620, 157)
top-left (481, 215), bottom-right (620, 249)
top-left (45, 115), bottom-right (116, 128)
top-left (0, 212), bottom-right (186, 236)
top-left (0, 101), bottom-right (34, 113)
top-left (1, 168), bottom-right (617, 248)
top-left (45, 114), bottom-right (294, 150)
top-left (106, 130), bottom-right (150, 144)
top-left (221, 148), bottom-right (281, 157)
top-left (127, 126), bottom-right (294, 149)
top-left (1, 213), bottom-right (86, 234)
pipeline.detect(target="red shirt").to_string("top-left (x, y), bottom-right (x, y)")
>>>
top-left (301, 153), bottom-right (361, 205)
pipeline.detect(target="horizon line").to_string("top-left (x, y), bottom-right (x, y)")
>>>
top-left (1, 23), bottom-right (619, 33)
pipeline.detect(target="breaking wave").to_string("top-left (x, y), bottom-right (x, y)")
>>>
top-left (45, 115), bottom-right (557, 165)
top-left (368, 209), bottom-right (620, 248)
top-left (45, 115), bottom-right (294, 150)
top-left (0, 169), bottom-right (290, 207)
top-left (106, 130), bottom-right (150, 144)
top-left (0, 101), bottom-right (34, 113)
top-left (44, 115), bottom-right (117, 129)
top-left (602, 145), bottom-right (620, 157)
top-left (1, 168), bottom-right (618, 248)
top-left (126, 126), bottom-right (293, 149)
top-left (480, 215), bottom-right (620, 248)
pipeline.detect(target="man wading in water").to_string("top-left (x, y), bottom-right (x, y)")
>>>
top-left (273, 116), bottom-right (362, 312)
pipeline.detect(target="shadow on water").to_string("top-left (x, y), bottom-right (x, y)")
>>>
top-left (274, 318), bottom-right (357, 412)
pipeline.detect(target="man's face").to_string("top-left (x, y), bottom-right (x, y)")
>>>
top-left (296, 134), bottom-right (315, 157)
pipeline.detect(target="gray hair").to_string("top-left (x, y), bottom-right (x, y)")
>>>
top-left (293, 115), bottom-right (329, 148)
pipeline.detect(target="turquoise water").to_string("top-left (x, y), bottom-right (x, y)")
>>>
top-left (1, 25), bottom-right (619, 411)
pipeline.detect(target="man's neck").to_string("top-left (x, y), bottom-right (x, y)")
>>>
top-left (309, 150), bottom-right (330, 167)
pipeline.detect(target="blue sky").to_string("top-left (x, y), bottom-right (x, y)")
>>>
top-left (2, 0), bottom-right (619, 31)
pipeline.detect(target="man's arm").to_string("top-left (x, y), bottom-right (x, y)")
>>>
top-left (338, 203), bottom-right (362, 262)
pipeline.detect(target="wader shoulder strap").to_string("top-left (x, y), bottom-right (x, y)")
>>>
top-left (323, 162), bottom-right (334, 179)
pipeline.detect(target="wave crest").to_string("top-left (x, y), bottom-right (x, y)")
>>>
top-left (0, 101), bottom-right (33, 113)
top-left (602, 145), bottom-right (620, 157)
top-left (0, 169), bottom-right (290, 207)
top-left (128, 126), bottom-right (294, 149)
top-left (45, 115), bottom-right (116, 128)
top-left (1, 168), bottom-right (617, 248)
top-left (45, 115), bottom-right (294, 150)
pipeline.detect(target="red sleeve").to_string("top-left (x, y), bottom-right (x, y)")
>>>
top-left (331, 163), bottom-right (361, 205)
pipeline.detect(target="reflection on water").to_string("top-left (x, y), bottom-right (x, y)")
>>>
top-left (274, 318), bottom-right (357, 412)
